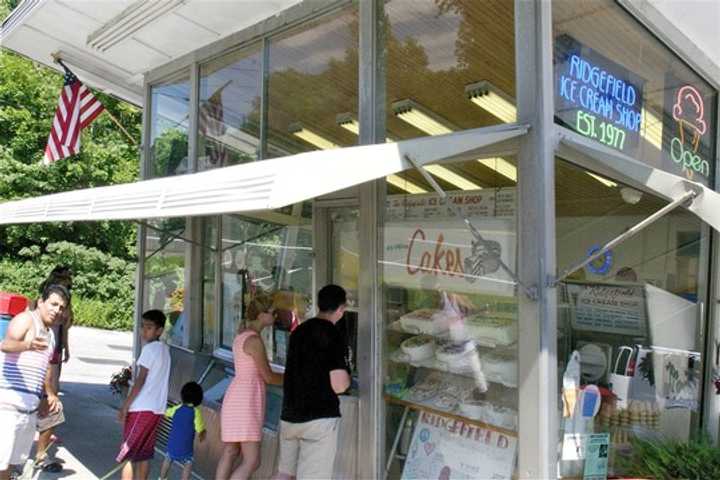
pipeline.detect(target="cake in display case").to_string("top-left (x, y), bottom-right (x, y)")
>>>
top-left (385, 290), bottom-right (519, 433)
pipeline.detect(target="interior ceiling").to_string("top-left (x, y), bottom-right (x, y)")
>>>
top-left (0, 0), bottom-right (300, 106)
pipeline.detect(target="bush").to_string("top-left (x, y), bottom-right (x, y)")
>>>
top-left (72, 297), bottom-right (133, 331)
top-left (0, 240), bottom-right (136, 331)
top-left (622, 433), bottom-right (720, 479)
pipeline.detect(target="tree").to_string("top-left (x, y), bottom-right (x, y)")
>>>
top-left (1, 0), bottom-right (141, 329)
top-left (0, 49), bottom-right (141, 259)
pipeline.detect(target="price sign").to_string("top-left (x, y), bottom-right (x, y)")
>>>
top-left (554, 34), bottom-right (645, 154)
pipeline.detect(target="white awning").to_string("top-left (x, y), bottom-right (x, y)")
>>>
top-left (0, 124), bottom-right (527, 225)
top-left (557, 129), bottom-right (720, 232)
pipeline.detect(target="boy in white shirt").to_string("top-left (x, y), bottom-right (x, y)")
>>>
top-left (116, 310), bottom-right (171, 480)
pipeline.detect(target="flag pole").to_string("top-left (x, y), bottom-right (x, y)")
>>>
top-left (51, 54), bottom-right (139, 147)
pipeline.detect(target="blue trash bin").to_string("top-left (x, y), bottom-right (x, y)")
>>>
top-left (0, 314), bottom-right (11, 340)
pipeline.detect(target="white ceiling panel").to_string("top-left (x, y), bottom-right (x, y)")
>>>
top-left (176, 1), bottom-right (301, 37)
top-left (132, 13), bottom-right (220, 58)
top-left (53, 0), bottom-right (134, 23)
top-left (1, 0), bottom-right (301, 106)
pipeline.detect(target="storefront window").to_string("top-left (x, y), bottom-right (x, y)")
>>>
top-left (218, 207), bottom-right (313, 366)
top-left (149, 73), bottom-right (190, 178)
top-left (382, 156), bottom-right (519, 479)
top-left (143, 218), bottom-right (188, 345)
top-left (201, 217), bottom-right (218, 351)
top-left (555, 158), bottom-right (707, 478)
top-left (266, 7), bottom-right (358, 158)
top-left (385, 0), bottom-right (515, 148)
top-left (198, 45), bottom-right (261, 170)
top-left (553, 0), bottom-right (717, 186)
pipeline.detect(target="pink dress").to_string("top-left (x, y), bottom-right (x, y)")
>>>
top-left (221, 330), bottom-right (266, 442)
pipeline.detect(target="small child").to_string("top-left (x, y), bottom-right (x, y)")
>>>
top-left (160, 381), bottom-right (206, 480)
top-left (116, 310), bottom-right (171, 480)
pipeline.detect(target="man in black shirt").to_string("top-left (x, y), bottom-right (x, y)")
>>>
top-left (276, 285), bottom-right (350, 480)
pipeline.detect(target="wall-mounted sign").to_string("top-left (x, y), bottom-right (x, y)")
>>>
top-left (662, 73), bottom-right (716, 186)
top-left (383, 190), bottom-right (517, 296)
top-left (555, 34), bottom-right (645, 155)
top-left (567, 282), bottom-right (647, 337)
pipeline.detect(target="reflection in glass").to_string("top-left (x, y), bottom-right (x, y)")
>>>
top-left (219, 208), bottom-right (313, 367)
top-left (198, 46), bottom-right (261, 170)
top-left (555, 159), bottom-right (705, 478)
top-left (266, 7), bottom-right (358, 158)
top-left (201, 218), bottom-right (218, 351)
top-left (149, 75), bottom-right (190, 177)
top-left (385, 0), bottom-right (515, 145)
top-left (382, 157), bottom-right (519, 479)
top-left (143, 218), bottom-right (187, 345)
top-left (329, 207), bottom-right (360, 380)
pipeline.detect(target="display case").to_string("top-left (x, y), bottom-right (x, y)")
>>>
top-left (380, 181), bottom-right (520, 480)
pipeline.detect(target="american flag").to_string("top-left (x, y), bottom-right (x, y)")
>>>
top-left (198, 81), bottom-right (229, 166)
top-left (43, 67), bottom-right (105, 165)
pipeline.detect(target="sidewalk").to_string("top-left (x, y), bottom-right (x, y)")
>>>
top-left (32, 327), bottom-right (185, 480)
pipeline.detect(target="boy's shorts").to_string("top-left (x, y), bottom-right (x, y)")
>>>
top-left (0, 407), bottom-right (37, 470)
top-left (116, 411), bottom-right (163, 463)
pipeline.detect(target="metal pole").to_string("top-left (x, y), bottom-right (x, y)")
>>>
top-left (555, 190), bottom-right (696, 285)
top-left (405, 154), bottom-right (535, 298)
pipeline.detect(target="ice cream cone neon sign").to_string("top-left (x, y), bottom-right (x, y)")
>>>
top-left (670, 85), bottom-right (709, 179)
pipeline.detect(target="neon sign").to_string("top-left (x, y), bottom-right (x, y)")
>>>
top-left (555, 35), bottom-right (645, 154)
top-left (669, 85), bottom-right (710, 180)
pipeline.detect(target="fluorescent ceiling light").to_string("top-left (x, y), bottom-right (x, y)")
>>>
top-left (477, 157), bottom-right (517, 182)
top-left (337, 113), bottom-right (396, 142)
top-left (392, 100), bottom-right (454, 136)
top-left (466, 81), bottom-right (517, 123)
top-left (641, 108), bottom-right (663, 150)
top-left (424, 165), bottom-right (481, 190)
top-left (288, 123), bottom-right (338, 150)
top-left (586, 172), bottom-right (617, 188)
top-left (336, 114), bottom-right (359, 135)
top-left (386, 174), bottom-right (427, 194)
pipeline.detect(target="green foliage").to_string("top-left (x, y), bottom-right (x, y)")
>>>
top-left (0, 242), bottom-right (135, 330)
top-left (73, 298), bottom-right (133, 331)
top-left (622, 434), bottom-right (720, 480)
top-left (0, 49), bottom-right (140, 260)
top-left (0, 34), bottom-right (141, 331)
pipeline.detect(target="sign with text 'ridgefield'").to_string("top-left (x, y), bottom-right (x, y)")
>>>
top-left (554, 34), bottom-right (645, 155)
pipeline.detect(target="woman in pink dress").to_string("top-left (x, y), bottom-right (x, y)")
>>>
top-left (217, 292), bottom-right (283, 480)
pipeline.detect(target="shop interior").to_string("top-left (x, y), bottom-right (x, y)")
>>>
top-left (136, 0), bottom-right (716, 478)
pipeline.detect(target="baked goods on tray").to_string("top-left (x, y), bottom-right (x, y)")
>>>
top-left (464, 314), bottom-right (517, 347)
top-left (480, 350), bottom-right (518, 388)
top-left (436, 340), bottom-right (476, 363)
top-left (400, 335), bottom-right (436, 361)
top-left (457, 387), bottom-right (518, 430)
top-left (399, 308), bottom-right (451, 335)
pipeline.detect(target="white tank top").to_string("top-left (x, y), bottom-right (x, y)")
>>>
top-left (0, 310), bottom-right (55, 410)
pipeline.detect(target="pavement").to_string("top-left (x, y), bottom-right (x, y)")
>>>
top-left (28, 327), bottom-right (186, 480)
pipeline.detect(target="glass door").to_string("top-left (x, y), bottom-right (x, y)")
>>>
top-left (328, 206), bottom-right (360, 383)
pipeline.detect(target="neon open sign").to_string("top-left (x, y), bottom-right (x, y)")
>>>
top-left (555, 35), bottom-right (645, 154)
top-left (662, 80), bottom-right (712, 184)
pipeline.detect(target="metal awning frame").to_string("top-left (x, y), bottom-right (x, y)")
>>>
top-left (553, 127), bottom-right (720, 285)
